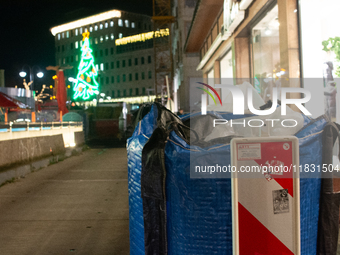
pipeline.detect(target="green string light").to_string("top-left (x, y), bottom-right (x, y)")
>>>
top-left (73, 32), bottom-right (100, 101)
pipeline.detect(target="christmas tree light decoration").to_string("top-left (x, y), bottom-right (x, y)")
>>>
top-left (73, 31), bottom-right (100, 101)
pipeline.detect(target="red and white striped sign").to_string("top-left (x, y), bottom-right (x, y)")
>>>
top-left (231, 137), bottom-right (300, 255)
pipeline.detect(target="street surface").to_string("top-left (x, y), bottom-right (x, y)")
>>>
top-left (0, 147), bottom-right (129, 255)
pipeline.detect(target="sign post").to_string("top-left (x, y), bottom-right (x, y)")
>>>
top-left (231, 136), bottom-right (300, 255)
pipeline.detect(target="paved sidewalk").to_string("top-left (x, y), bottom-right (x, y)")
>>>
top-left (0, 148), bottom-right (129, 255)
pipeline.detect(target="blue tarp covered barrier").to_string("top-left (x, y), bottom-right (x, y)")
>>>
top-left (127, 103), bottom-right (329, 255)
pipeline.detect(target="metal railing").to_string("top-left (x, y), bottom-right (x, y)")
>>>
top-left (0, 121), bottom-right (83, 133)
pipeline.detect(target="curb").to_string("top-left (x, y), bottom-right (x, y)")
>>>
top-left (0, 146), bottom-right (85, 187)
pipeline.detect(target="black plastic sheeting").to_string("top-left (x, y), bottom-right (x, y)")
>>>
top-left (317, 122), bottom-right (340, 255)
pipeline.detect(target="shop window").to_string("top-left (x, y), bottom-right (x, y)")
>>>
top-left (251, 4), bottom-right (280, 102)
top-left (300, 0), bottom-right (339, 120)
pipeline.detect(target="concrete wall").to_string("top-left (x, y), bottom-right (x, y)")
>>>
top-left (74, 131), bottom-right (85, 146)
top-left (0, 134), bottom-right (65, 170)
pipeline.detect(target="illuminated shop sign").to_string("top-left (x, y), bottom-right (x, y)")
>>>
top-left (115, 28), bottom-right (170, 46)
top-left (222, 0), bottom-right (253, 39)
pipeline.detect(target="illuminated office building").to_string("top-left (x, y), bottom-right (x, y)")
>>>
top-left (50, 9), bottom-right (158, 103)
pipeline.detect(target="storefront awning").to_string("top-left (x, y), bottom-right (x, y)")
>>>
top-left (185, 0), bottom-right (224, 53)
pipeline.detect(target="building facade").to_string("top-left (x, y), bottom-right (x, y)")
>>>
top-left (51, 9), bottom-right (156, 104)
top-left (171, 0), bottom-right (201, 113)
top-left (185, 0), bottom-right (340, 121)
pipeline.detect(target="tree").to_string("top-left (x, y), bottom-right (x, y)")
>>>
top-left (73, 31), bottom-right (100, 100)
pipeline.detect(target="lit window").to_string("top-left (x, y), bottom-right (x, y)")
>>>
top-left (63, 58), bottom-right (66, 64)
top-left (100, 36), bottom-right (104, 43)
top-left (57, 34), bottom-right (60, 40)
top-left (75, 41), bottom-right (78, 49)
top-left (105, 22), bottom-right (108, 28)
top-left (100, 23), bottom-right (103, 29)
top-left (119, 33), bottom-right (123, 38)
top-left (62, 32), bottom-right (65, 38)
top-left (118, 19), bottom-right (123, 27)
top-left (90, 39), bottom-right (93, 44)
top-left (110, 21), bottom-right (114, 27)
top-left (75, 29), bottom-right (78, 36)
top-left (80, 28), bottom-right (83, 34)
top-left (66, 31), bottom-right (69, 38)
top-left (95, 25), bottom-right (98, 31)
top-left (95, 38), bottom-right (98, 44)
top-left (90, 26), bottom-right (93, 32)
top-left (105, 35), bottom-right (109, 41)
top-left (125, 20), bottom-right (129, 27)
top-left (96, 64), bottom-right (99, 71)
top-left (111, 33), bottom-right (114, 40)
top-left (75, 55), bottom-right (78, 61)
top-left (131, 22), bottom-right (135, 28)
top-left (80, 40), bottom-right (83, 47)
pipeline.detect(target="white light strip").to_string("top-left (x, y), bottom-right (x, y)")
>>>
top-left (201, 94), bottom-right (207, 115)
top-left (51, 10), bottom-right (121, 36)
top-left (197, 33), bottom-right (223, 70)
top-left (239, 0), bottom-right (254, 10)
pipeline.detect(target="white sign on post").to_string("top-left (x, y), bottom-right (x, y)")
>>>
top-left (231, 136), bottom-right (300, 255)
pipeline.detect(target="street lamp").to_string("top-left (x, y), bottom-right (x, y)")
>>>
top-left (19, 65), bottom-right (44, 92)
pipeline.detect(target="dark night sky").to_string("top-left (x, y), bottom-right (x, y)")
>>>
top-left (0, 0), bottom-right (152, 88)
